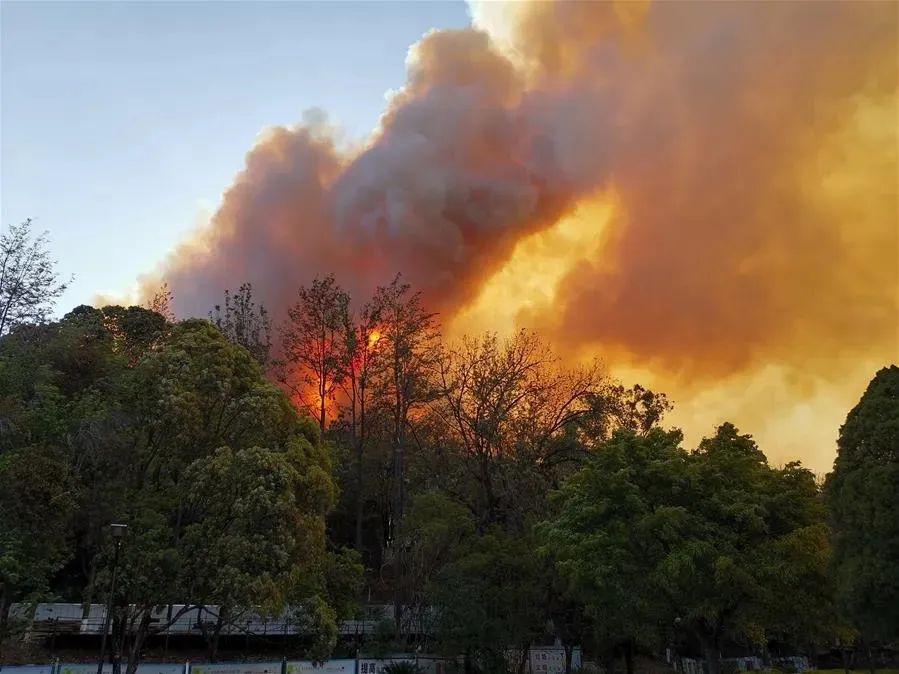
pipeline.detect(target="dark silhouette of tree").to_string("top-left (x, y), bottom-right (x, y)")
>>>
top-left (369, 275), bottom-right (440, 629)
top-left (280, 275), bottom-right (351, 432)
top-left (144, 281), bottom-right (175, 323)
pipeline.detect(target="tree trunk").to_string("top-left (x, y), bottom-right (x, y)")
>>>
top-left (83, 557), bottom-right (98, 616)
top-left (564, 644), bottom-right (573, 674)
top-left (354, 435), bottom-right (365, 553)
top-left (864, 642), bottom-right (875, 674)
top-left (464, 648), bottom-right (475, 674)
top-left (602, 652), bottom-right (615, 674)
top-left (517, 642), bottom-right (531, 674)
top-left (840, 647), bottom-right (852, 674)
top-left (125, 611), bottom-right (152, 674)
top-left (624, 639), bottom-right (635, 674)
top-left (208, 607), bottom-right (227, 662)
top-left (392, 415), bottom-right (405, 633)
top-left (0, 581), bottom-right (12, 656)
top-left (805, 643), bottom-right (817, 672)
top-left (700, 634), bottom-right (720, 674)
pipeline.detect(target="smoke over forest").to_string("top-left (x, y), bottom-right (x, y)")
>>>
top-left (139, 1), bottom-right (898, 472)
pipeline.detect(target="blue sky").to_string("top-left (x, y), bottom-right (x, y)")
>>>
top-left (1, 0), bottom-right (471, 311)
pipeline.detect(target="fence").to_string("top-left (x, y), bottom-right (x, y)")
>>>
top-left (0, 660), bottom-right (446, 674)
top-left (674, 656), bottom-right (810, 674)
top-left (12, 604), bottom-right (396, 639)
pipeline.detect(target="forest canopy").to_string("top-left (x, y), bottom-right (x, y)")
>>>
top-left (0, 264), bottom-right (896, 672)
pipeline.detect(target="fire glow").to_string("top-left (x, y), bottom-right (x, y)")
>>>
top-left (139, 1), bottom-right (898, 472)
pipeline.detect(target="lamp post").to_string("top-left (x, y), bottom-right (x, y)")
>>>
top-left (97, 523), bottom-right (128, 674)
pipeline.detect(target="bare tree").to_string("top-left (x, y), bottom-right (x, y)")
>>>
top-left (280, 275), bottom-right (351, 432)
top-left (0, 219), bottom-right (70, 336)
top-left (144, 282), bottom-right (175, 322)
top-left (210, 283), bottom-right (272, 366)
top-left (436, 330), bottom-right (603, 527)
top-left (338, 299), bottom-right (385, 552)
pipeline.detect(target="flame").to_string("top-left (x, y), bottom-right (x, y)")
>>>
top-left (368, 329), bottom-right (382, 348)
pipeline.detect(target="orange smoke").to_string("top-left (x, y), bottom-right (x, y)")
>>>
top-left (141, 1), bottom-right (898, 472)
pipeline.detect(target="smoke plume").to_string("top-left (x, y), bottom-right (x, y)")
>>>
top-left (141, 1), bottom-right (898, 472)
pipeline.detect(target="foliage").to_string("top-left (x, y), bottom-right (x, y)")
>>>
top-left (0, 445), bottom-right (76, 641)
top-left (539, 429), bottom-right (686, 653)
top-left (0, 219), bottom-right (70, 336)
top-left (430, 529), bottom-right (546, 672)
top-left (825, 365), bottom-right (899, 641)
top-left (0, 309), bottom-right (340, 667)
top-left (1, 269), bottom-right (890, 667)
top-left (542, 425), bottom-right (832, 674)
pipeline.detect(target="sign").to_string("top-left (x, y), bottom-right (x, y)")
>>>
top-left (0, 667), bottom-right (54, 674)
top-left (191, 665), bottom-right (280, 674)
top-left (58, 666), bottom-right (184, 674)
top-left (287, 662), bottom-right (355, 674)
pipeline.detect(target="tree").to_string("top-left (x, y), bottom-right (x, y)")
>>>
top-left (0, 445), bottom-right (75, 649)
top-left (369, 276), bottom-right (440, 628)
top-left (680, 426), bottom-right (831, 673)
top-left (0, 220), bottom-right (70, 336)
top-left (539, 429), bottom-right (686, 674)
top-left (401, 491), bottom-right (476, 635)
top-left (826, 365), bottom-right (899, 642)
top-left (338, 299), bottom-right (385, 553)
top-left (542, 425), bottom-right (831, 674)
top-left (0, 304), bottom-right (167, 611)
top-left (144, 282), bottom-right (175, 323)
top-left (85, 320), bottom-right (338, 674)
top-left (0, 310), bottom-right (342, 668)
top-left (436, 331), bottom-right (602, 529)
top-left (281, 275), bottom-right (351, 431)
top-left (210, 282), bottom-right (273, 366)
top-left (430, 529), bottom-right (545, 674)
top-left (577, 383), bottom-right (673, 445)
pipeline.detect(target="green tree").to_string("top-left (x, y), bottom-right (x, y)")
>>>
top-left (401, 491), bottom-right (476, 634)
top-left (431, 529), bottom-right (545, 674)
top-left (0, 445), bottom-right (75, 648)
top-left (0, 310), bottom-right (344, 667)
top-left (540, 429), bottom-right (686, 673)
top-left (0, 220), bottom-right (70, 336)
top-left (0, 305), bottom-right (162, 617)
top-left (99, 320), bottom-right (336, 674)
top-left (542, 425), bottom-right (831, 674)
top-left (826, 365), bottom-right (899, 642)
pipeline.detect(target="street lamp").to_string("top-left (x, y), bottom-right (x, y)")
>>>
top-left (97, 523), bottom-right (128, 674)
